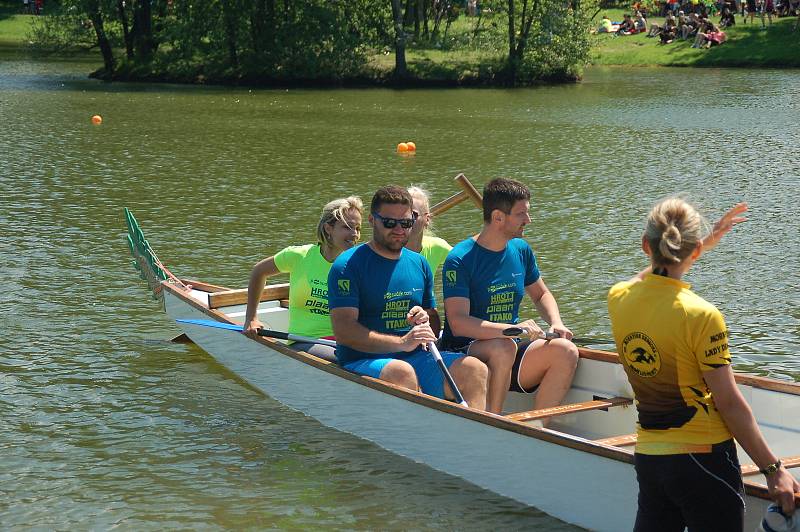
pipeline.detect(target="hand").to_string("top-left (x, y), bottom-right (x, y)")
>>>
top-left (701, 202), bottom-right (748, 254)
top-left (767, 468), bottom-right (800, 515)
top-left (243, 318), bottom-right (264, 339)
top-left (400, 323), bottom-right (438, 352)
top-left (549, 322), bottom-right (574, 341)
top-left (406, 306), bottom-right (429, 326)
top-left (515, 319), bottom-right (544, 339)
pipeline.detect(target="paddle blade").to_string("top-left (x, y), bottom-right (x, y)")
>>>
top-left (176, 318), bottom-right (243, 332)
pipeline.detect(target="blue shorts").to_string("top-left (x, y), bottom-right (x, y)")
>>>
top-left (342, 350), bottom-right (465, 399)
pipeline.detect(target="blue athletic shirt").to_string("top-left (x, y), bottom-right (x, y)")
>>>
top-left (328, 243), bottom-right (435, 365)
top-left (441, 237), bottom-right (540, 344)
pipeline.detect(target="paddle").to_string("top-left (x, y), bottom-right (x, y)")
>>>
top-left (502, 327), bottom-right (615, 347)
top-left (176, 318), bottom-right (337, 347)
top-left (428, 342), bottom-right (469, 407)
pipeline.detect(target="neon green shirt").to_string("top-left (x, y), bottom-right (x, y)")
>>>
top-left (420, 235), bottom-right (452, 282)
top-left (273, 244), bottom-right (334, 339)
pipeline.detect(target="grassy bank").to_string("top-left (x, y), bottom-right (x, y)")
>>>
top-left (593, 8), bottom-right (800, 67)
top-left (0, 2), bottom-right (33, 53)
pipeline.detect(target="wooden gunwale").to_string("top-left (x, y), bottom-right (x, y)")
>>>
top-left (208, 283), bottom-right (290, 309)
top-left (162, 281), bottom-right (799, 504)
top-left (180, 279), bottom-right (231, 292)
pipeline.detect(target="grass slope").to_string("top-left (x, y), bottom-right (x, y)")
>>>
top-left (593, 8), bottom-right (800, 67)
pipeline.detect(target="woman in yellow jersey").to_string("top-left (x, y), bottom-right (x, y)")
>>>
top-left (406, 186), bottom-right (452, 281)
top-left (608, 198), bottom-right (798, 531)
top-left (243, 196), bottom-right (363, 361)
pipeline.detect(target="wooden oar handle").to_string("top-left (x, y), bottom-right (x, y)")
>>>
top-left (503, 327), bottom-right (559, 340)
top-left (429, 173), bottom-right (484, 217)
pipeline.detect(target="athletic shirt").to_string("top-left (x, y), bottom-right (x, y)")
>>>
top-left (273, 244), bottom-right (334, 339)
top-left (328, 244), bottom-right (435, 365)
top-left (420, 235), bottom-right (452, 282)
top-left (440, 238), bottom-right (540, 344)
top-left (607, 274), bottom-right (733, 455)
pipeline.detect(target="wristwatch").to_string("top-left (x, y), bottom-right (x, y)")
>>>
top-left (758, 460), bottom-right (782, 476)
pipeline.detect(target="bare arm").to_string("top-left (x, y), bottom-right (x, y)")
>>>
top-left (330, 307), bottom-right (438, 354)
top-left (243, 257), bottom-right (281, 334)
top-left (525, 279), bottom-right (573, 339)
top-left (443, 296), bottom-right (516, 339)
top-left (704, 366), bottom-right (800, 513)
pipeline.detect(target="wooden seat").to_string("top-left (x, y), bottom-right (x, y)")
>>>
top-left (208, 283), bottom-right (290, 309)
top-left (505, 396), bottom-right (632, 423)
top-left (595, 433), bottom-right (638, 447)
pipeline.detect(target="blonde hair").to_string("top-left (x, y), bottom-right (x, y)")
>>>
top-left (644, 197), bottom-right (708, 267)
top-left (317, 196), bottom-right (363, 247)
top-left (407, 185), bottom-right (434, 231)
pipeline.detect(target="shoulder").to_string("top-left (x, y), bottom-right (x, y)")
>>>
top-left (678, 289), bottom-right (722, 320)
top-left (423, 235), bottom-right (452, 252)
top-left (608, 279), bottom-right (638, 301)
top-left (331, 244), bottom-right (363, 268)
top-left (509, 238), bottom-right (533, 252)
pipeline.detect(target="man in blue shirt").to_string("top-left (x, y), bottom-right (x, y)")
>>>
top-left (441, 178), bottom-right (579, 417)
top-left (329, 185), bottom-right (488, 407)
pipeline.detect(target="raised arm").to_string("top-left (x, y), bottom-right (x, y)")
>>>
top-left (243, 257), bottom-right (280, 335)
top-left (704, 365), bottom-right (799, 514)
top-left (330, 307), bottom-right (438, 354)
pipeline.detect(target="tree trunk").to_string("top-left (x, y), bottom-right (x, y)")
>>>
top-left (132, 0), bottom-right (154, 60)
top-left (390, 0), bottom-right (408, 78)
top-left (221, 0), bottom-right (239, 68)
top-left (116, 0), bottom-right (133, 59)
top-left (87, 0), bottom-right (115, 72)
top-left (422, 0), bottom-right (429, 36)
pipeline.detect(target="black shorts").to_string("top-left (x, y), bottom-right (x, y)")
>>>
top-left (633, 439), bottom-right (745, 532)
top-left (438, 337), bottom-right (540, 394)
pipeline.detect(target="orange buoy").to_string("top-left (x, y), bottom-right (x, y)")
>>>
top-left (406, 141), bottom-right (416, 151)
top-left (397, 142), bottom-right (409, 153)
top-left (91, 115), bottom-right (103, 125)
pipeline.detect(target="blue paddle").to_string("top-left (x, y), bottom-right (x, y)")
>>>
top-left (176, 318), bottom-right (337, 347)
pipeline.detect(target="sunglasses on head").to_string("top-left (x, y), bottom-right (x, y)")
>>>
top-left (372, 211), bottom-right (418, 229)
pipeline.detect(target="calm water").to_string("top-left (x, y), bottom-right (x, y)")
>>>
top-left (2, 57), bottom-right (799, 529)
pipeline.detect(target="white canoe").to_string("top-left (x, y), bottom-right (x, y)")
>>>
top-left (126, 210), bottom-right (800, 531)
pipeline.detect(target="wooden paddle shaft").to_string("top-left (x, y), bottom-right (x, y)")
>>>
top-left (430, 173), bottom-right (484, 217)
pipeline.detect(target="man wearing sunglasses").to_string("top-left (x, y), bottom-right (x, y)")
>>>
top-left (329, 185), bottom-right (488, 408)
top-left (440, 178), bottom-right (579, 420)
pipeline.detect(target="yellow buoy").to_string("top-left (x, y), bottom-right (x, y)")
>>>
top-left (397, 142), bottom-right (409, 153)
top-left (406, 141), bottom-right (416, 151)
top-left (91, 115), bottom-right (103, 125)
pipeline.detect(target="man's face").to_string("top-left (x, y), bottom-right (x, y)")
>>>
top-left (370, 203), bottom-right (414, 253)
top-left (501, 200), bottom-right (532, 238)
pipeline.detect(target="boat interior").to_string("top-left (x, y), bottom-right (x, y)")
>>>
top-left (178, 279), bottom-right (800, 483)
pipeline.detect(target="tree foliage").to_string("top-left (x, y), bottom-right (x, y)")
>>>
top-left (31, 0), bottom-right (593, 85)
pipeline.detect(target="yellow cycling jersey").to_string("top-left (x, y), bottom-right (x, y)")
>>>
top-left (607, 274), bottom-right (732, 455)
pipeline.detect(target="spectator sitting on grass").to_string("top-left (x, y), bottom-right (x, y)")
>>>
top-left (597, 15), bottom-right (617, 33)
top-left (648, 12), bottom-right (676, 36)
top-left (693, 20), bottom-right (726, 47)
top-left (616, 13), bottom-right (636, 34)
top-left (635, 10), bottom-right (649, 31)
top-left (660, 16), bottom-right (679, 41)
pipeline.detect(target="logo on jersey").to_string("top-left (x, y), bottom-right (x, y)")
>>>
top-left (337, 279), bottom-right (350, 294)
top-left (445, 270), bottom-right (457, 283)
top-left (621, 332), bottom-right (661, 378)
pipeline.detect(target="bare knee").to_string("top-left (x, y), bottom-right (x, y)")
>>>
top-left (379, 360), bottom-right (418, 391)
top-left (552, 339), bottom-right (579, 372)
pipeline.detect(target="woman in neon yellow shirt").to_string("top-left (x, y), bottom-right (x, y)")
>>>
top-left (406, 186), bottom-right (452, 280)
top-left (607, 198), bottom-right (798, 530)
top-left (243, 196), bottom-right (363, 360)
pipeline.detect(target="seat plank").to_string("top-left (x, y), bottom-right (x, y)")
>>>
top-left (208, 283), bottom-right (290, 309)
top-left (506, 396), bottom-right (632, 423)
top-left (740, 455), bottom-right (800, 476)
top-left (595, 433), bottom-right (638, 447)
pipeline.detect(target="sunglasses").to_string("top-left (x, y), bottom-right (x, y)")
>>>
top-left (372, 211), bottom-right (418, 229)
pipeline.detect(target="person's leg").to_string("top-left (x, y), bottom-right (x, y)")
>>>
top-left (633, 453), bottom-right (687, 532)
top-left (404, 351), bottom-right (488, 409)
top-left (290, 341), bottom-right (337, 362)
top-left (446, 355), bottom-right (488, 410)
top-left (515, 338), bottom-right (579, 420)
top-left (461, 338), bottom-right (516, 413)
